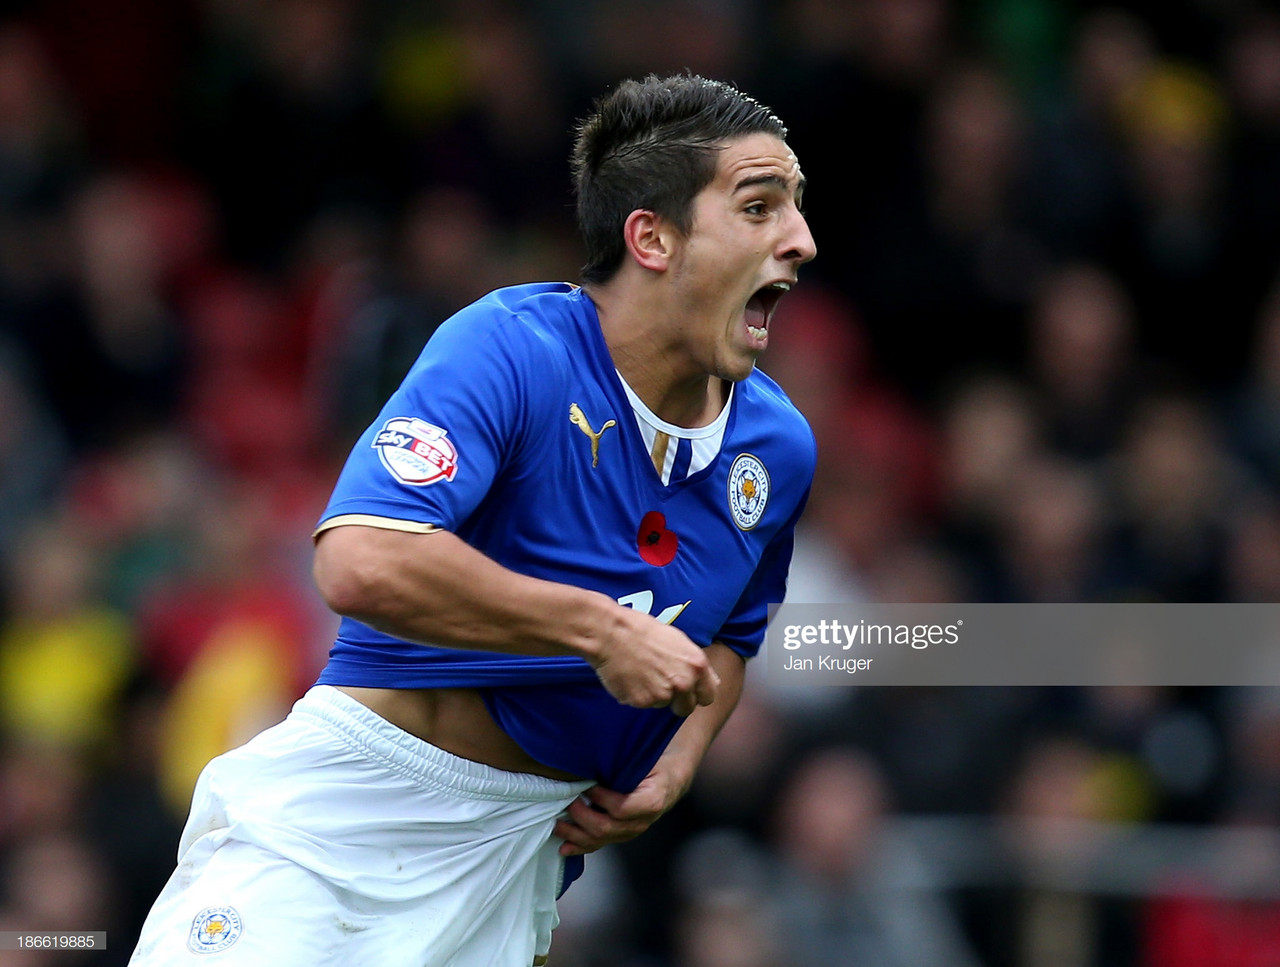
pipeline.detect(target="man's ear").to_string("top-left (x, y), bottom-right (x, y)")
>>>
top-left (622, 209), bottom-right (678, 272)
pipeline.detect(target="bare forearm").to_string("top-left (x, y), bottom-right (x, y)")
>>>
top-left (656, 643), bottom-right (746, 792)
top-left (313, 524), bottom-right (619, 661)
top-left (554, 643), bottom-right (748, 855)
top-left (312, 523), bottom-right (719, 715)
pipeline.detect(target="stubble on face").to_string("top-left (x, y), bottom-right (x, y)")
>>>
top-left (672, 134), bottom-right (812, 385)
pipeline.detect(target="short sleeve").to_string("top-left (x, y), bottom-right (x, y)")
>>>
top-left (713, 485), bottom-right (811, 657)
top-left (317, 302), bottom-right (561, 533)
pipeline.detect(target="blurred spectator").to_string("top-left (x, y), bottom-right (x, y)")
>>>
top-left (988, 454), bottom-right (1114, 602)
top-left (1224, 499), bottom-right (1280, 603)
top-left (866, 539), bottom-right (972, 604)
top-left (317, 184), bottom-right (509, 440)
top-left (769, 746), bottom-right (982, 967)
top-left (851, 57), bottom-right (1048, 398)
top-left (1026, 7), bottom-right (1153, 260)
top-left (574, 0), bottom-right (752, 99)
top-left (28, 0), bottom-right (192, 166)
top-left (937, 372), bottom-right (1045, 550)
top-left (61, 431), bottom-right (210, 614)
top-left (135, 485), bottom-right (328, 814)
top-left (0, 740), bottom-right (84, 845)
top-left (540, 847), bottom-right (635, 967)
top-left (1025, 262), bottom-right (1139, 461)
top-left (177, 0), bottom-right (391, 270)
top-left (804, 399), bottom-right (939, 585)
top-left (25, 172), bottom-right (201, 453)
top-left (1220, 688), bottom-right (1280, 825)
top-left (0, 831), bottom-right (114, 966)
top-left (0, 517), bottom-right (133, 750)
top-left (377, 0), bottom-right (575, 233)
top-left (980, 732), bottom-right (1149, 967)
top-left (767, 290), bottom-right (940, 594)
top-left (760, 0), bottom-right (952, 381)
top-left (1221, 10), bottom-right (1280, 313)
top-left (1109, 59), bottom-right (1242, 382)
top-left (0, 344), bottom-right (68, 574)
top-left (1225, 274), bottom-right (1280, 492)
top-left (672, 837), bottom-right (784, 967)
top-left (936, 371), bottom-right (1044, 594)
top-left (0, 23), bottom-right (82, 209)
top-left (764, 286), bottom-right (938, 611)
top-left (85, 674), bottom-right (184, 957)
top-left (180, 267), bottom-right (317, 480)
top-left (686, 680), bottom-right (793, 834)
top-left (1109, 390), bottom-right (1240, 600)
top-left (673, 893), bottom-right (783, 967)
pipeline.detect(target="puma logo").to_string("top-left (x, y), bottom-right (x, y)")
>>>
top-left (569, 403), bottom-right (617, 469)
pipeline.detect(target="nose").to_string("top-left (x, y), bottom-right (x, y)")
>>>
top-left (781, 207), bottom-right (817, 265)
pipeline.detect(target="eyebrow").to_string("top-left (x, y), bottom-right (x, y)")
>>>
top-left (733, 173), bottom-right (806, 197)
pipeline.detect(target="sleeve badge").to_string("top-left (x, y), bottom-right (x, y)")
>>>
top-left (372, 417), bottom-right (460, 486)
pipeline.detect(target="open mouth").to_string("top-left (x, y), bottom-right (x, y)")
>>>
top-left (745, 282), bottom-right (792, 342)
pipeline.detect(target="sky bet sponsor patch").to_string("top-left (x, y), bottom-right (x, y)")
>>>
top-left (373, 417), bottom-right (459, 486)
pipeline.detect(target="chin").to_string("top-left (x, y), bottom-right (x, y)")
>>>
top-left (718, 357), bottom-right (760, 383)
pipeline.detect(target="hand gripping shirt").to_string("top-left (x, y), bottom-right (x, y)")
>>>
top-left (315, 283), bottom-right (816, 793)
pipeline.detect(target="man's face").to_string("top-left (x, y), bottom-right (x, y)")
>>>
top-left (667, 133), bottom-right (816, 383)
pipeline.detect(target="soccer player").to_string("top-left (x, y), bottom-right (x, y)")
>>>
top-left (130, 72), bottom-right (817, 967)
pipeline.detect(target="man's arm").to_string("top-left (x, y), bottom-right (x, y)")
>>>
top-left (553, 642), bottom-right (747, 856)
top-left (313, 523), bottom-right (719, 715)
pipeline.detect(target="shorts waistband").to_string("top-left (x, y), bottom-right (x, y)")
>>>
top-left (292, 685), bottom-right (593, 803)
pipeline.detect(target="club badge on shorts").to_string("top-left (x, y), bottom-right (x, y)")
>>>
top-left (728, 453), bottom-right (769, 530)
top-left (188, 906), bottom-right (243, 954)
top-left (373, 416), bottom-right (459, 486)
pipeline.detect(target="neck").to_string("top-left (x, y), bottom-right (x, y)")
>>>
top-left (586, 281), bottom-right (729, 428)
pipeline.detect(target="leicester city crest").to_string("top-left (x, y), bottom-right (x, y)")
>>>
top-left (188, 906), bottom-right (243, 954)
top-left (728, 453), bottom-right (769, 530)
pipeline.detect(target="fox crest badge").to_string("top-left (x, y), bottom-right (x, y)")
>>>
top-left (728, 453), bottom-right (769, 530)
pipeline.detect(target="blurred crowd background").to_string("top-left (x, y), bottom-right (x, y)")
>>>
top-left (1, 0), bottom-right (1280, 964)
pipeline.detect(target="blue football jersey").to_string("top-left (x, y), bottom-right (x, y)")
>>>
top-left (315, 283), bottom-right (815, 791)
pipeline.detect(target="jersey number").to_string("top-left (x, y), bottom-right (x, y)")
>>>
top-left (617, 590), bottom-right (690, 625)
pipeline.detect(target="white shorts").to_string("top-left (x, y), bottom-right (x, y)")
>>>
top-left (129, 685), bottom-right (592, 967)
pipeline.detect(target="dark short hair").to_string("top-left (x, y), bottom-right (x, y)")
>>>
top-left (571, 73), bottom-right (788, 285)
